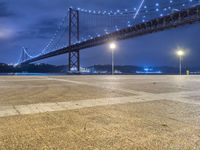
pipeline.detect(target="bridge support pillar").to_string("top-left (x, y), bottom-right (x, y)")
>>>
top-left (68, 8), bottom-right (80, 72)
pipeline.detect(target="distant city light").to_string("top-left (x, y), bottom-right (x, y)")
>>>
top-left (136, 67), bottom-right (162, 74)
top-left (144, 67), bottom-right (152, 72)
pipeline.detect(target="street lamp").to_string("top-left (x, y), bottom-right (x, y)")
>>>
top-left (176, 49), bottom-right (185, 75)
top-left (109, 42), bottom-right (116, 75)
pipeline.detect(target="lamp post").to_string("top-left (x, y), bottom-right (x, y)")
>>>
top-left (176, 50), bottom-right (185, 75)
top-left (109, 42), bottom-right (116, 75)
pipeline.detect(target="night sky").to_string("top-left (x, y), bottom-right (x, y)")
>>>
top-left (0, 0), bottom-right (200, 67)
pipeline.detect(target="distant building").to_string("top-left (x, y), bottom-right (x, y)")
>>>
top-left (114, 70), bottom-right (122, 74)
top-left (80, 67), bottom-right (90, 73)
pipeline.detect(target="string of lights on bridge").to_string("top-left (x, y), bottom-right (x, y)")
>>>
top-left (74, 0), bottom-right (198, 16)
top-left (78, 0), bottom-right (199, 43)
top-left (17, 0), bottom-right (200, 65)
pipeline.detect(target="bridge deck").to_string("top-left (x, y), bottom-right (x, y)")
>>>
top-left (0, 75), bottom-right (200, 149)
top-left (21, 5), bottom-right (200, 65)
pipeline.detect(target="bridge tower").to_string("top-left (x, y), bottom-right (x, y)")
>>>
top-left (68, 8), bottom-right (80, 72)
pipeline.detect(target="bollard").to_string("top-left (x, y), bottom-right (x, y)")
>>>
top-left (186, 70), bottom-right (190, 75)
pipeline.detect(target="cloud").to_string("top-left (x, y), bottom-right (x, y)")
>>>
top-left (16, 17), bottom-right (64, 40)
top-left (36, 18), bottom-right (63, 36)
top-left (0, 2), bottom-right (14, 18)
top-left (0, 28), bottom-right (13, 39)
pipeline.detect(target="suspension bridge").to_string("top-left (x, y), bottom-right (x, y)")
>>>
top-left (17, 0), bottom-right (200, 72)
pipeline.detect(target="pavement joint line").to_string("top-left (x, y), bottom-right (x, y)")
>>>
top-left (0, 95), bottom-right (158, 118)
top-left (1, 89), bottom-right (200, 118)
top-left (0, 78), bottom-right (49, 82)
top-left (47, 77), bottom-right (152, 96)
top-left (0, 105), bottom-right (19, 117)
top-left (1, 77), bottom-right (200, 118)
top-left (13, 105), bottom-right (21, 115)
top-left (47, 77), bottom-right (200, 97)
top-left (0, 84), bottom-right (71, 88)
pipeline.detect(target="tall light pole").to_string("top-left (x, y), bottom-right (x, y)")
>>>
top-left (109, 42), bottom-right (116, 75)
top-left (176, 50), bottom-right (185, 75)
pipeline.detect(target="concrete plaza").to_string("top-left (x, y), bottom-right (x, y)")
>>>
top-left (0, 75), bottom-right (200, 149)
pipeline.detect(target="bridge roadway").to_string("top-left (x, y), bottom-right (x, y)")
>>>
top-left (21, 5), bottom-right (200, 64)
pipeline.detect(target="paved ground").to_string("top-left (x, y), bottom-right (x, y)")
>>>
top-left (0, 75), bottom-right (200, 149)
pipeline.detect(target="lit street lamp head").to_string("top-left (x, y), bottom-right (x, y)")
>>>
top-left (109, 42), bottom-right (116, 50)
top-left (109, 42), bottom-right (117, 75)
top-left (176, 50), bottom-right (185, 57)
top-left (176, 49), bottom-right (186, 75)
